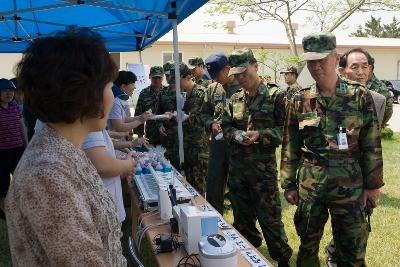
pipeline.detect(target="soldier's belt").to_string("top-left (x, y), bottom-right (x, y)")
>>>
top-left (232, 145), bottom-right (276, 157)
top-left (303, 158), bottom-right (359, 167)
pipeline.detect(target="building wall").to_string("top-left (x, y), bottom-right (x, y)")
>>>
top-left (119, 43), bottom-right (400, 88)
top-left (1, 42), bottom-right (399, 84)
top-left (119, 43), bottom-right (237, 69)
top-left (0, 53), bottom-right (22, 78)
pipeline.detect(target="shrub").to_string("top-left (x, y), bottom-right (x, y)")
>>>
top-left (381, 127), bottom-right (394, 140)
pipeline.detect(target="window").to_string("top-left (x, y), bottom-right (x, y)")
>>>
top-left (162, 52), bottom-right (182, 64)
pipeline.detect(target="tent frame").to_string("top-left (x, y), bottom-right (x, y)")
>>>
top-left (1, 0), bottom-right (190, 165)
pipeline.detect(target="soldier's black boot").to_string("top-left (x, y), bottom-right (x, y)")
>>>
top-left (278, 260), bottom-right (290, 267)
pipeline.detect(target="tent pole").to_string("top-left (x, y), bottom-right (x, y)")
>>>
top-left (172, 18), bottom-right (184, 166)
top-left (139, 50), bottom-right (143, 63)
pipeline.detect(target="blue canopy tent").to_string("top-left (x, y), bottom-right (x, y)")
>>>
top-left (0, 0), bottom-right (208, 166)
top-left (0, 0), bottom-right (206, 52)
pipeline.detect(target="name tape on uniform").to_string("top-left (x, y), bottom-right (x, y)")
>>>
top-left (241, 250), bottom-right (272, 267)
top-left (218, 217), bottom-right (231, 229)
top-left (222, 230), bottom-right (250, 250)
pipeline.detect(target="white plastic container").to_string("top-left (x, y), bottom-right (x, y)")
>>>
top-left (198, 234), bottom-right (237, 267)
top-left (158, 189), bottom-right (172, 220)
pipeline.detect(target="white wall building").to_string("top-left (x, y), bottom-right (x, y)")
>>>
top-left (1, 32), bottom-right (400, 88)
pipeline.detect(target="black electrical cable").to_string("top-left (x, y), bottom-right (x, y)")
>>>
top-left (176, 254), bottom-right (200, 267)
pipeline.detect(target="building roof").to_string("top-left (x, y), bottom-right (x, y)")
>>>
top-left (156, 32), bottom-right (400, 49)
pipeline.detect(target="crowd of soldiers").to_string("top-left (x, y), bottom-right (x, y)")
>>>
top-left (128, 31), bottom-right (391, 267)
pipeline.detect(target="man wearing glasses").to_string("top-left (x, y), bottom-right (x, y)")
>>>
top-left (221, 48), bottom-right (292, 267)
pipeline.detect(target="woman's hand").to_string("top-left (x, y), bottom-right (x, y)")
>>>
top-left (140, 111), bottom-right (153, 123)
top-left (121, 152), bottom-right (136, 183)
top-left (132, 137), bottom-right (149, 147)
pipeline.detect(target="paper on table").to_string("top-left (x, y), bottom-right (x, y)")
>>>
top-left (241, 250), bottom-right (272, 267)
top-left (218, 217), bottom-right (231, 229)
top-left (222, 229), bottom-right (250, 250)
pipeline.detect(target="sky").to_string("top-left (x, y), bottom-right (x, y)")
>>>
top-left (174, 3), bottom-right (400, 38)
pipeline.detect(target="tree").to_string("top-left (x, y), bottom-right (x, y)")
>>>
top-left (256, 49), bottom-right (298, 83)
top-left (351, 16), bottom-right (400, 38)
top-left (207, 0), bottom-right (400, 61)
top-left (207, 0), bottom-right (309, 59)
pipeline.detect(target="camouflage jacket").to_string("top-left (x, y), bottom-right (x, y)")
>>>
top-left (366, 73), bottom-right (393, 126)
top-left (280, 77), bottom-right (384, 191)
top-left (157, 85), bottom-right (177, 129)
top-left (221, 82), bottom-right (286, 155)
top-left (195, 78), bottom-right (212, 88)
top-left (200, 80), bottom-right (241, 132)
top-left (182, 85), bottom-right (208, 154)
top-left (284, 81), bottom-right (302, 110)
top-left (134, 85), bottom-right (165, 144)
top-left (286, 82), bottom-right (302, 99)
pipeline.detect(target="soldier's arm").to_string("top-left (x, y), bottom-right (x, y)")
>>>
top-left (199, 86), bottom-right (216, 132)
top-left (187, 89), bottom-right (205, 126)
top-left (280, 95), bottom-right (302, 192)
top-left (377, 82), bottom-right (393, 126)
top-left (221, 97), bottom-right (238, 142)
top-left (359, 91), bottom-right (384, 189)
top-left (134, 93), bottom-right (145, 136)
top-left (155, 93), bottom-right (164, 129)
top-left (258, 89), bottom-right (285, 146)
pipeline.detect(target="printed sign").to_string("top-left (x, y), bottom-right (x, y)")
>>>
top-left (241, 250), bottom-right (272, 267)
top-left (199, 204), bottom-right (214, 212)
top-left (217, 217), bottom-right (231, 229)
top-left (183, 184), bottom-right (199, 198)
top-left (222, 230), bottom-right (250, 250)
top-left (127, 63), bottom-right (150, 92)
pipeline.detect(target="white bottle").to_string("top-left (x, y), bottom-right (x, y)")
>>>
top-left (158, 189), bottom-right (172, 220)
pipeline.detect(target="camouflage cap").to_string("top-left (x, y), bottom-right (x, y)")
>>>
top-left (163, 61), bottom-right (174, 74)
top-left (228, 48), bottom-right (255, 76)
top-left (188, 56), bottom-right (205, 69)
top-left (149, 66), bottom-right (164, 78)
top-left (280, 66), bottom-right (298, 75)
top-left (300, 32), bottom-right (336, 61)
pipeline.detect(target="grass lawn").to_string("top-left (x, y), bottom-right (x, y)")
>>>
top-left (1, 133), bottom-right (399, 266)
top-left (222, 133), bottom-right (400, 266)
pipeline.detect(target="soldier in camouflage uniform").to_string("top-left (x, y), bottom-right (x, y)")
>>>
top-left (338, 48), bottom-right (388, 129)
top-left (163, 60), bottom-right (174, 85)
top-left (221, 48), bottom-right (292, 267)
top-left (280, 66), bottom-right (302, 108)
top-left (199, 52), bottom-right (241, 214)
top-left (188, 56), bottom-right (212, 88)
top-left (324, 47), bottom-right (388, 266)
top-left (157, 70), bottom-right (179, 168)
top-left (281, 32), bottom-right (384, 267)
top-left (366, 59), bottom-right (393, 126)
top-left (180, 63), bottom-right (208, 195)
top-left (135, 66), bottom-right (166, 145)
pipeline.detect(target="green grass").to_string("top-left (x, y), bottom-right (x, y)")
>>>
top-left (1, 134), bottom-right (400, 266)
top-left (221, 133), bottom-right (400, 266)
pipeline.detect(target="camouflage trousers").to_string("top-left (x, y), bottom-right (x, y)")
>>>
top-left (166, 130), bottom-right (208, 196)
top-left (295, 160), bottom-right (369, 267)
top-left (206, 139), bottom-right (230, 214)
top-left (182, 151), bottom-right (208, 196)
top-left (160, 125), bottom-right (179, 169)
top-left (145, 121), bottom-right (160, 146)
top-left (228, 152), bottom-right (292, 262)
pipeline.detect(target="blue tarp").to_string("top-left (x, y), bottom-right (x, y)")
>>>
top-left (0, 0), bottom-right (207, 52)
